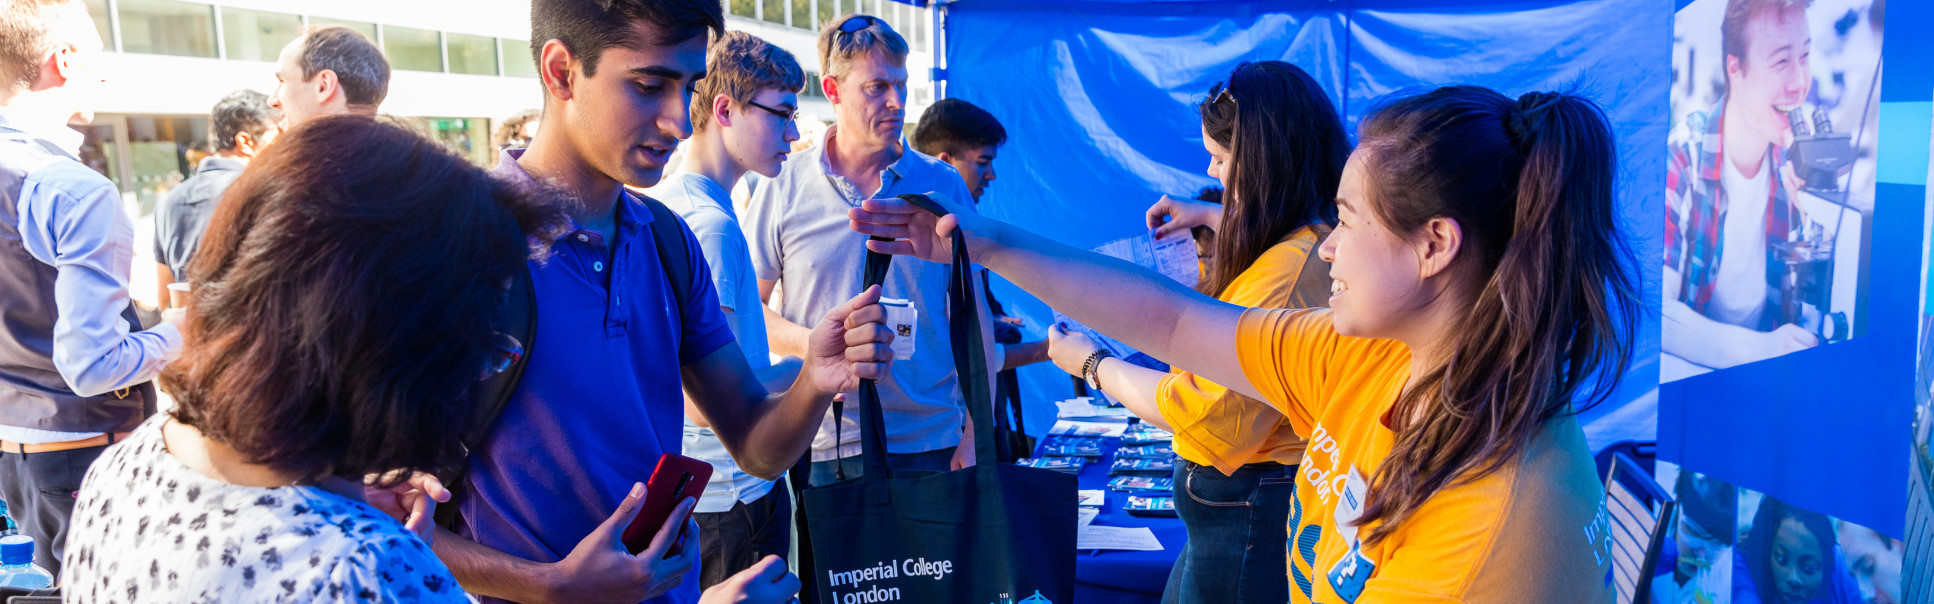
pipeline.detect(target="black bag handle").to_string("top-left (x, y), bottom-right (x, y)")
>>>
top-left (855, 193), bottom-right (1000, 482)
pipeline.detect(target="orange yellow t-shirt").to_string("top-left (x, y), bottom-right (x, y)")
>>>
top-left (1236, 308), bottom-right (1614, 604)
top-left (1156, 226), bottom-right (1330, 472)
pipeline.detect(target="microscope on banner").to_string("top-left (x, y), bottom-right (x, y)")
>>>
top-left (1772, 105), bottom-right (1856, 344)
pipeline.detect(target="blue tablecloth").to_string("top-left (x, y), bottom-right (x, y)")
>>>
top-left (1047, 437), bottom-right (1187, 603)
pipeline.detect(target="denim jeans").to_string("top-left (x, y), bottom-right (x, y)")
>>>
top-left (1162, 459), bottom-right (1297, 604)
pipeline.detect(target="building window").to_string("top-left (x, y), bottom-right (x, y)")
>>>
top-left (124, 115), bottom-right (208, 216)
top-left (447, 33), bottom-right (498, 76)
top-left (815, 0), bottom-right (835, 31)
top-left (72, 123), bottom-right (121, 187)
top-left (790, 0), bottom-right (809, 27)
top-left (909, 6), bottom-right (927, 50)
top-left (117, 0), bottom-right (216, 58)
top-left (308, 18), bottom-right (377, 43)
top-left (81, 0), bottom-right (111, 50)
top-left (801, 71), bottom-right (825, 98)
top-left (222, 7), bottom-right (301, 62)
top-left (416, 118), bottom-right (492, 167)
top-left (762, 0), bottom-right (782, 26)
top-left (383, 26), bottom-right (443, 72)
top-left (500, 39), bottom-right (537, 78)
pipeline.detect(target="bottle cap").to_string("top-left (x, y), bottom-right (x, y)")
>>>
top-left (0, 535), bottom-right (33, 565)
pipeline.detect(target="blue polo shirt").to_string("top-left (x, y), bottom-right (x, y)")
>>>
top-left (462, 150), bottom-right (734, 604)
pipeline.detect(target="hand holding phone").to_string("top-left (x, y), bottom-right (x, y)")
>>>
top-left (622, 453), bottom-right (713, 556)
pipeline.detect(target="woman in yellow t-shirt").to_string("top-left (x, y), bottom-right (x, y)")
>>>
top-left (853, 86), bottom-right (1632, 603)
top-left (1043, 61), bottom-right (1349, 604)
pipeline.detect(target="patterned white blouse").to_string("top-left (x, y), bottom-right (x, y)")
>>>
top-left (61, 416), bottom-right (469, 603)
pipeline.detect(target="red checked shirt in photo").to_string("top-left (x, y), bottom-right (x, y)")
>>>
top-left (1665, 97), bottom-right (1803, 329)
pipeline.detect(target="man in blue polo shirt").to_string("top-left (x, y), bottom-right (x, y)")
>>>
top-left (425, 1), bottom-right (891, 603)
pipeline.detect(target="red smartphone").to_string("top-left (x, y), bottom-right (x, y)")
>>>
top-left (622, 453), bottom-right (713, 556)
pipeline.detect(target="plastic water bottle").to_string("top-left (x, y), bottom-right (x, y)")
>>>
top-left (0, 535), bottom-right (53, 589)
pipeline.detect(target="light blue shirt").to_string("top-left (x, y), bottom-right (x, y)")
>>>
top-left (744, 126), bottom-right (988, 461)
top-left (0, 110), bottom-right (179, 444)
top-left (645, 172), bottom-right (777, 512)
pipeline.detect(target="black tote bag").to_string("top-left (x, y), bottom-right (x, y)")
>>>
top-left (802, 194), bottom-right (1077, 604)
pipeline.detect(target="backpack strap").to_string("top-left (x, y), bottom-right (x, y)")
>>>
top-left (639, 194), bottom-right (695, 327)
top-left (435, 263), bottom-right (536, 532)
top-left (435, 193), bottom-right (695, 532)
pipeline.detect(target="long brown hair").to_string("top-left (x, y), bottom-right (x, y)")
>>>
top-left (1352, 87), bottom-right (1637, 544)
top-left (1196, 61), bottom-right (1350, 297)
top-left (163, 116), bottom-right (563, 486)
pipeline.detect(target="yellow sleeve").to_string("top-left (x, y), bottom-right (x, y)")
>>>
top-left (1154, 372), bottom-right (1288, 473)
top-left (1153, 236), bottom-right (1317, 473)
top-left (1232, 308), bottom-right (1344, 436)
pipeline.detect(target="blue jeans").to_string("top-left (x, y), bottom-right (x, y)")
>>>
top-left (806, 446), bottom-right (956, 486)
top-left (1163, 459), bottom-right (1296, 604)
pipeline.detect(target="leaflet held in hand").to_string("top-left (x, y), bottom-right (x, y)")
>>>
top-left (1052, 230), bottom-right (1198, 361)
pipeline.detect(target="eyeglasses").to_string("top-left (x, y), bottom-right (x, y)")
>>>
top-left (481, 331), bottom-right (524, 380)
top-left (744, 99), bottom-right (799, 123)
top-left (837, 15), bottom-right (882, 35)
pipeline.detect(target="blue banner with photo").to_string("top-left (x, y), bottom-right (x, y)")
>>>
top-left (1658, 0), bottom-right (1908, 541)
top-left (946, 0), bottom-right (1667, 463)
top-left (942, 0), bottom-right (1923, 600)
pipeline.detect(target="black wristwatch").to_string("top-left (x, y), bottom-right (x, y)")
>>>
top-left (1081, 349), bottom-right (1114, 393)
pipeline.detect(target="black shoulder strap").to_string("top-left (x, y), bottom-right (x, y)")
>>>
top-left (465, 268), bottom-right (536, 448)
top-left (640, 194), bottom-right (695, 327)
top-left (436, 194), bottom-right (695, 531)
top-left (436, 263), bottom-right (536, 531)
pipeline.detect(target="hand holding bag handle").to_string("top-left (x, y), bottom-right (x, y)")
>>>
top-left (855, 193), bottom-right (1000, 482)
top-left (810, 193), bottom-right (1076, 604)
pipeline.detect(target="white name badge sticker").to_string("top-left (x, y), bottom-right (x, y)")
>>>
top-left (882, 298), bottom-right (917, 360)
top-left (1331, 465), bottom-right (1370, 543)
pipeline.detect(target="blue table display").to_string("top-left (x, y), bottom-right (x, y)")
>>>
top-left (1032, 431), bottom-right (1187, 603)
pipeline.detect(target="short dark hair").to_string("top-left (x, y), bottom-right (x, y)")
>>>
top-left (162, 116), bottom-right (565, 486)
top-left (910, 98), bottom-right (1006, 158)
top-left (0, 0), bottom-right (84, 91)
top-left (529, 0), bottom-right (724, 77)
top-left (210, 90), bottom-right (278, 152)
top-left (295, 25), bottom-right (390, 107)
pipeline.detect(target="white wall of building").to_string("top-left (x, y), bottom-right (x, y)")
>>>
top-left (92, 0), bottom-right (931, 125)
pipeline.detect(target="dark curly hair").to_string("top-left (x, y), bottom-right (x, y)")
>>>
top-left (163, 116), bottom-right (565, 487)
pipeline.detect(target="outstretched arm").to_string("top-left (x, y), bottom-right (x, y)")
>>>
top-left (850, 194), bottom-right (1259, 401)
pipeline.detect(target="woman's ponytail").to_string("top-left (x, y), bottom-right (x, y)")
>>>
top-left (1350, 87), bottom-right (1637, 546)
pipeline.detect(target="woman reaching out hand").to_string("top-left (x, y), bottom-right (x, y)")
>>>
top-left (852, 86), bottom-right (1636, 603)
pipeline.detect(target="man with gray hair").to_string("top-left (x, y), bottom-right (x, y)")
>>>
top-left (153, 89), bottom-right (280, 303)
top-left (0, 0), bottom-right (180, 575)
top-left (269, 24), bottom-right (389, 128)
top-left (747, 14), bottom-right (997, 484)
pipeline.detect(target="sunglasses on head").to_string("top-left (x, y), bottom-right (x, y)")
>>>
top-left (837, 15), bottom-right (883, 34)
top-left (1212, 61), bottom-right (1255, 106)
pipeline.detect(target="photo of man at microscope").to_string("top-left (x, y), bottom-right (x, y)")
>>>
top-left (1663, 0), bottom-right (1883, 381)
